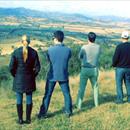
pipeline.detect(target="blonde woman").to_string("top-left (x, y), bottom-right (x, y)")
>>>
top-left (9, 35), bottom-right (40, 124)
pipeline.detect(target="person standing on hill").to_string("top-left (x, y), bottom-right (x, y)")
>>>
top-left (37, 30), bottom-right (73, 119)
top-left (9, 35), bottom-right (41, 124)
top-left (112, 31), bottom-right (130, 104)
top-left (76, 32), bottom-right (101, 110)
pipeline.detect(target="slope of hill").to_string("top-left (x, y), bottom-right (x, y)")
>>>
top-left (0, 71), bottom-right (130, 130)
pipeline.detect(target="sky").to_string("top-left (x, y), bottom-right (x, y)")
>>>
top-left (0, 1), bottom-right (130, 18)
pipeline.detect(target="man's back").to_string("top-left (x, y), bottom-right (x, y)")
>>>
top-left (112, 42), bottom-right (130, 68)
top-left (47, 44), bottom-right (71, 81)
top-left (79, 43), bottom-right (100, 67)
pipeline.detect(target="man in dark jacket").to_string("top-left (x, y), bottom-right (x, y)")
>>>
top-left (9, 35), bottom-right (40, 124)
top-left (38, 30), bottom-right (72, 118)
top-left (112, 31), bottom-right (130, 104)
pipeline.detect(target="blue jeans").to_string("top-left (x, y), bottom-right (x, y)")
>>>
top-left (115, 68), bottom-right (130, 101)
top-left (16, 92), bottom-right (32, 105)
top-left (41, 80), bottom-right (72, 114)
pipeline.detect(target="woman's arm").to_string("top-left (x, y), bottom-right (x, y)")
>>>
top-left (9, 51), bottom-right (17, 77)
top-left (34, 52), bottom-right (41, 77)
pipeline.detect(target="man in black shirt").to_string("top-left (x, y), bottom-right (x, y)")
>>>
top-left (112, 31), bottom-right (130, 104)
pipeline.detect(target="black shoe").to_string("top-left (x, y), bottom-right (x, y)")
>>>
top-left (37, 105), bottom-right (47, 119)
top-left (25, 119), bottom-right (31, 124)
top-left (37, 113), bottom-right (47, 119)
top-left (17, 119), bottom-right (24, 125)
top-left (114, 100), bottom-right (124, 104)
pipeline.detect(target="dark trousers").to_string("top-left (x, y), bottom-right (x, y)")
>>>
top-left (115, 68), bottom-right (130, 101)
top-left (41, 80), bottom-right (72, 114)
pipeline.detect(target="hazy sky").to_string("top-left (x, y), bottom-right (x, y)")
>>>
top-left (0, 1), bottom-right (130, 18)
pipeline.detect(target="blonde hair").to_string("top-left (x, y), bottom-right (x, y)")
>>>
top-left (22, 35), bottom-right (30, 44)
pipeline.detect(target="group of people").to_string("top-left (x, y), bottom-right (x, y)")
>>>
top-left (9, 30), bottom-right (130, 125)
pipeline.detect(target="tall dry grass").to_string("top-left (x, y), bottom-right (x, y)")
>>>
top-left (0, 70), bottom-right (130, 130)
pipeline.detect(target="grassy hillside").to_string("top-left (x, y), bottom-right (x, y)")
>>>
top-left (1, 8), bottom-right (130, 130)
top-left (0, 71), bottom-right (130, 130)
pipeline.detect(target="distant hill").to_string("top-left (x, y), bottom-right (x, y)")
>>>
top-left (1, 7), bottom-right (130, 23)
top-left (0, 7), bottom-right (46, 17)
top-left (0, 7), bottom-right (94, 23)
top-left (95, 15), bottom-right (130, 22)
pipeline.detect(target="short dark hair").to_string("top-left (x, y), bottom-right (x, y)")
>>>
top-left (88, 32), bottom-right (96, 42)
top-left (54, 30), bottom-right (64, 42)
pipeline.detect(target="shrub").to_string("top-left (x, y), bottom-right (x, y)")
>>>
top-left (0, 65), bottom-right (12, 87)
top-left (99, 43), bottom-right (115, 69)
top-left (69, 44), bottom-right (81, 76)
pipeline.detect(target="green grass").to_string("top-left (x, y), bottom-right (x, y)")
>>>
top-left (0, 71), bottom-right (130, 130)
top-left (0, 55), bottom-right (10, 66)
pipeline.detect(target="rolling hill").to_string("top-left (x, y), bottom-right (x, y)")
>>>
top-left (0, 7), bottom-right (130, 23)
top-left (0, 7), bottom-right (94, 24)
